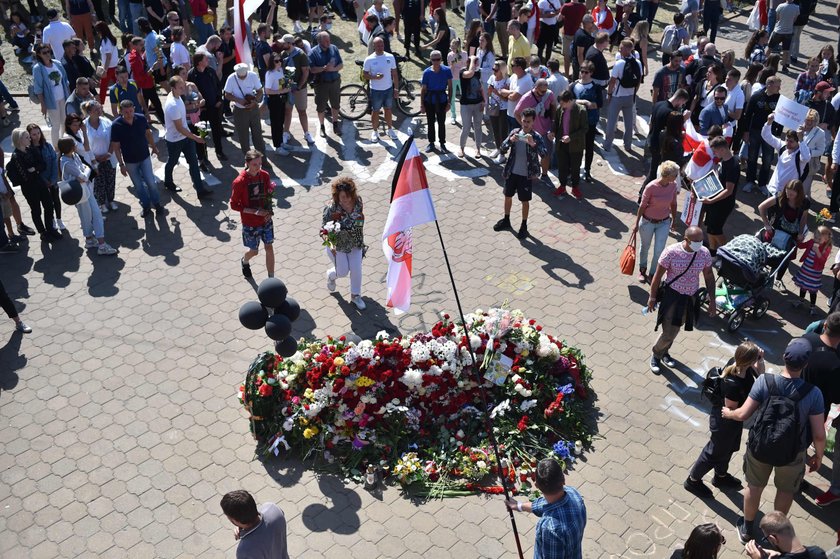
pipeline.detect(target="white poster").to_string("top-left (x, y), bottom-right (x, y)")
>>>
top-left (774, 95), bottom-right (809, 131)
top-left (681, 191), bottom-right (700, 226)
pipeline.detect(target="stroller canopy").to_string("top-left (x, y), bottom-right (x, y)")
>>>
top-left (717, 235), bottom-right (768, 282)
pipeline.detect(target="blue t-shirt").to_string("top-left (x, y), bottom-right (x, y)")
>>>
top-left (749, 373), bottom-right (824, 451)
top-left (422, 65), bottom-right (453, 104)
top-left (110, 81), bottom-right (141, 108)
top-left (255, 40), bottom-right (272, 72)
top-left (110, 114), bottom-right (151, 164)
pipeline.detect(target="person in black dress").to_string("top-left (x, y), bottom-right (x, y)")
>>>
top-left (685, 342), bottom-right (764, 498)
top-left (699, 136), bottom-right (739, 257)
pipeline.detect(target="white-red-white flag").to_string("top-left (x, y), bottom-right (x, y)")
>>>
top-left (233, 0), bottom-right (261, 68)
top-left (382, 137), bottom-right (437, 314)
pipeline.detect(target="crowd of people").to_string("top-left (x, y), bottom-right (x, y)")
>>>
top-left (0, 0), bottom-right (840, 555)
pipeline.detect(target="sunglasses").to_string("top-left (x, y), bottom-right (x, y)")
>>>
top-left (579, 69), bottom-right (591, 74)
top-left (431, 58), bottom-right (442, 62)
top-left (714, 97), bottom-right (726, 101)
top-left (337, 183), bottom-right (353, 191)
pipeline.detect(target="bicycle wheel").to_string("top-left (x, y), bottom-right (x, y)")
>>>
top-left (339, 84), bottom-right (369, 121)
top-left (397, 79), bottom-right (423, 117)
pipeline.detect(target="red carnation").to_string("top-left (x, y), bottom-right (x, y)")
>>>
top-left (517, 415), bottom-right (528, 431)
top-left (258, 384), bottom-right (273, 397)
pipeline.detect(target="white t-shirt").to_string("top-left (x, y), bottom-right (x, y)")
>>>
top-left (546, 72), bottom-right (569, 98)
top-left (163, 93), bottom-right (188, 142)
top-left (725, 83), bottom-right (744, 116)
top-left (100, 37), bottom-right (119, 69)
top-left (223, 71), bottom-right (263, 109)
top-left (507, 73), bottom-right (534, 119)
top-left (537, 0), bottom-right (560, 25)
top-left (264, 69), bottom-right (285, 93)
top-left (43, 21), bottom-right (75, 60)
top-left (171, 42), bottom-right (190, 68)
top-left (831, 90), bottom-right (840, 111)
top-left (610, 56), bottom-right (643, 97)
top-left (363, 52), bottom-right (397, 91)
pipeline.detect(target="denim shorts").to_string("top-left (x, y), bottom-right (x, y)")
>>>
top-left (242, 221), bottom-right (274, 250)
top-left (370, 87), bottom-right (394, 111)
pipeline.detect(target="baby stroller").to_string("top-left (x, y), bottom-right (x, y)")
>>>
top-left (698, 234), bottom-right (797, 332)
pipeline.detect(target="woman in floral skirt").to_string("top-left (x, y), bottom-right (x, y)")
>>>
top-left (82, 101), bottom-right (118, 216)
top-left (321, 177), bottom-right (366, 311)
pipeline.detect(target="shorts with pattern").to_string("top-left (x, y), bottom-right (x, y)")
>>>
top-left (242, 221), bottom-right (275, 250)
top-left (503, 173), bottom-right (533, 201)
top-left (743, 448), bottom-right (806, 493)
top-left (370, 87), bottom-right (394, 111)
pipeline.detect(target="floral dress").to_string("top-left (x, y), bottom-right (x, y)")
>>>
top-left (322, 197), bottom-right (365, 253)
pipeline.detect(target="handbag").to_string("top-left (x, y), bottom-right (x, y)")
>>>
top-left (620, 233), bottom-right (637, 275)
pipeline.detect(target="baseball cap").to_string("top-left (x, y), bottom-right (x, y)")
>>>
top-left (234, 62), bottom-right (249, 75)
top-left (816, 81), bottom-right (836, 93)
top-left (281, 34), bottom-right (296, 44)
top-left (783, 338), bottom-right (812, 369)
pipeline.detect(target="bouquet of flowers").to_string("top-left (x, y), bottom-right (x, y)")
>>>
top-left (187, 39), bottom-right (198, 56)
top-left (816, 208), bottom-right (833, 226)
top-left (239, 309), bottom-right (597, 496)
top-left (320, 221), bottom-right (341, 249)
top-left (194, 121), bottom-right (210, 140)
top-left (278, 67), bottom-right (297, 92)
top-left (264, 180), bottom-right (276, 213)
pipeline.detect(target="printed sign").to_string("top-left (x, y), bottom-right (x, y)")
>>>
top-left (774, 95), bottom-right (809, 131)
top-left (681, 191), bottom-right (700, 226)
top-left (692, 170), bottom-right (724, 200)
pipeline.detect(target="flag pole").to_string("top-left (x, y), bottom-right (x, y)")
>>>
top-left (432, 218), bottom-right (526, 559)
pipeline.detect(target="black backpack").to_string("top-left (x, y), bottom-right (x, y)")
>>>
top-left (747, 374), bottom-right (814, 467)
top-left (619, 57), bottom-right (641, 90)
top-left (701, 366), bottom-right (726, 407)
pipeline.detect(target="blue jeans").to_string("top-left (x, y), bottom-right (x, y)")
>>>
top-left (193, 16), bottom-right (213, 43)
top-left (745, 134), bottom-right (775, 187)
top-left (767, 8), bottom-right (776, 37)
top-left (164, 138), bottom-right (203, 192)
top-left (126, 156), bottom-right (160, 209)
top-left (638, 216), bottom-right (671, 273)
top-left (129, 2), bottom-right (145, 33)
top-left (0, 79), bottom-right (18, 108)
top-left (118, 0), bottom-right (132, 32)
top-left (76, 189), bottom-right (105, 239)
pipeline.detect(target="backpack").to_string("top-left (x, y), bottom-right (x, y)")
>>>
top-left (701, 366), bottom-right (726, 407)
top-left (747, 374), bottom-right (814, 467)
top-left (779, 147), bottom-right (809, 182)
top-left (619, 56), bottom-right (641, 90)
top-left (661, 25), bottom-right (680, 55)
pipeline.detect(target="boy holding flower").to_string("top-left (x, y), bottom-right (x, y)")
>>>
top-left (230, 150), bottom-right (275, 280)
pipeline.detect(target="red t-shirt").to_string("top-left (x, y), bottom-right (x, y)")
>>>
top-left (230, 168), bottom-right (272, 227)
top-left (560, 2), bottom-right (586, 36)
top-left (429, 0), bottom-right (445, 15)
top-left (128, 50), bottom-right (154, 89)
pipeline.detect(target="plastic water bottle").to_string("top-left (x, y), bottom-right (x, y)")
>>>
top-left (641, 303), bottom-right (658, 316)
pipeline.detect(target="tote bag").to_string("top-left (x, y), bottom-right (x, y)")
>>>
top-left (620, 234), bottom-right (637, 275)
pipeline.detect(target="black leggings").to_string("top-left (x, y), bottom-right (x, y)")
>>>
top-left (0, 278), bottom-right (17, 319)
top-left (536, 23), bottom-right (557, 63)
top-left (143, 87), bottom-right (165, 123)
top-left (404, 19), bottom-right (421, 55)
top-left (425, 100), bottom-right (447, 145)
top-left (800, 289), bottom-right (818, 306)
top-left (584, 125), bottom-right (596, 172)
top-left (267, 94), bottom-right (287, 148)
top-left (201, 104), bottom-right (225, 155)
top-left (49, 185), bottom-right (61, 220)
top-left (20, 183), bottom-right (55, 234)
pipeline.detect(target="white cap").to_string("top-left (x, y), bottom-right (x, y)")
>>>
top-left (234, 62), bottom-right (250, 73)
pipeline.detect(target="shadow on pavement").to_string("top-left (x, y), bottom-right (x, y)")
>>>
top-left (0, 330), bottom-right (25, 393)
top-left (518, 235), bottom-right (593, 289)
top-left (331, 293), bottom-right (400, 340)
top-left (300, 474), bottom-right (362, 535)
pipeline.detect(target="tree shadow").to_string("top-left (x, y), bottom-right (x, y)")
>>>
top-left (141, 212), bottom-right (185, 267)
top-left (300, 474), bottom-right (362, 535)
top-left (0, 330), bottom-right (25, 394)
top-left (32, 236), bottom-right (82, 289)
top-left (517, 235), bottom-right (594, 289)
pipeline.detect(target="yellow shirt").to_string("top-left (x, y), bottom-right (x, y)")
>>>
top-left (508, 34), bottom-right (532, 68)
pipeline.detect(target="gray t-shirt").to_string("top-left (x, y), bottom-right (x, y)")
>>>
top-left (749, 373), bottom-right (824, 450)
top-left (512, 139), bottom-right (528, 176)
top-left (774, 2), bottom-right (800, 34)
top-left (236, 503), bottom-right (290, 559)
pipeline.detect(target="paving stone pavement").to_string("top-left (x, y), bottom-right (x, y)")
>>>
top-left (2, 6), bottom-right (840, 558)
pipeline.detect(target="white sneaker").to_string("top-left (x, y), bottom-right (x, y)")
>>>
top-left (450, 117), bottom-right (457, 125)
top-left (304, 132), bottom-right (315, 144)
top-left (387, 128), bottom-right (398, 140)
top-left (283, 131), bottom-right (292, 144)
top-left (84, 237), bottom-right (98, 248)
top-left (55, 219), bottom-right (66, 231)
top-left (489, 149), bottom-right (499, 158)
top-left (97, 243), bottom-right (117, 255)
top-left (277, 146), bottom-right (289, 156)
top-left (110, 201), bottom-right (118, 211)
top-left (369, 131), bottom-right (379, 143)
top-left (100, 204), bottom-right (109, 214)
top-left (293, 21), bottom-right (302, 32)
top-left (351, 295), bottom-right (366, 310)
top-left (326, 268), bottom-right (337, 292)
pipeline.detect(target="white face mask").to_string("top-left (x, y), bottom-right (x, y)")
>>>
top-left (236, 70), bottom-right (248, 79)
top-left (324, 23), bottom-right (333, 30)
top-left (688, 240), bottom-right (703, 252)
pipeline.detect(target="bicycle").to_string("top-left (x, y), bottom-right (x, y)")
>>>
top-left (339, 55), bottom-right (422, 120)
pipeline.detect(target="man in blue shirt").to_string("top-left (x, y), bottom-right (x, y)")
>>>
top-left (506, 458), bottom-right (586, 559)
top-left (698, 86), bottom-right (728, 135)
top-left (110, 100), bottom-right (163, 218)
top-left (109, 67), bottom-right (146, 119)
top-left (420, 50), bottom-right (453, 152)
top-left (309, 32), bottom-right (344, 136)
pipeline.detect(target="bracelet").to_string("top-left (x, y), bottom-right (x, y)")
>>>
top-left (516, 501), bottom-right (522, 512)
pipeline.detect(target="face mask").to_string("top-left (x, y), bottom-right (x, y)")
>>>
top-left (688, 240), bottom-right (703, 252)
top-left (236, 70), bottom-right (248, 79)
top-left (324, 23), bottom-right (333, 30)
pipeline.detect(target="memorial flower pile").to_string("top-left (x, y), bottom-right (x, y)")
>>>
top-left (240, 308), bottom-right (596, 494)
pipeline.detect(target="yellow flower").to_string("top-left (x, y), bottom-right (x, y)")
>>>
top-left (304, 388), bottom-right (314, 400)
top-left (520, 349), bottom-right (529, 357)
top-left (334, 357), bottom-right (345, 366)
top-left (299, 417), bottom-right (309, 426)
top-left (303, 426), bottom-right (320, 439)
top-left (356, 376), bottom-right (374, 387)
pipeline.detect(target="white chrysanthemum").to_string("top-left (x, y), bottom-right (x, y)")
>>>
top-left (400, 368), bottom-right (424, 390)
top-left (357, 340), bottom-right (375, 360)
top-left (520, 399), bottom-right (538, 412)
top-left (410, 341), bottom-right (431, 363)
top-left (536, 334), bottom-right (553, 357)
top-left (490, 399), bottom-right (511, 419)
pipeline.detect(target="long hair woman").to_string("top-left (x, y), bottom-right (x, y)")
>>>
top-left (673, 523), bottom-right (726, 558)
top-left (321, 177), bottom-right (367, 311)
top-left (26, 123), bottom-right (62, 231)
top-left (95, 21), bottom-right (119, 104)
top-left (7, 128), bottom-right (60, 241)
top-left (685, 343), bottom-right (763, 498)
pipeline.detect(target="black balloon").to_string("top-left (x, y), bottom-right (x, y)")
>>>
top-left (264, 313), bottom-right (292, 341)
top-left (278, 297), bottom-right (301, 321)
top-left (59, 179), bottom-right (83, 205)
top-left (275, 336), bottom-right (298, 357)
top-left (239, 301), bottom-right (268, 330)
top-left (257, 278), bottom-right (288, 308)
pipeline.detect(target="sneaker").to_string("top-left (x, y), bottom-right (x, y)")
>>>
top-left (683, 477), bottom-right (713, 499)
top-left (110, 201), bottom-right (118, 211)
top-left (425, 143), bottom-right (437, 153)
top-left (164, 182), bottom-right (183, 192)
top-left (370, 131), bottom-right (379, 143)
top-left (277, 146), bottom-right (290, 156)
top-left (661, 353), bottom-right (676, 367)
top-left (571, 187), bottom-right (583, 200)
top-left (326, 268), bottom-right (337, 292)
top-left (711, 473), bottom-right (743, 489)
top-left (439, 145), bottom-right (449, 153)
top-left (649, 355), bottom-right (661, 375)
top-left (0, 242), bottom-right (18, 253)
top-left (387, 128), bottom-right (398, 140)
top-left (742, 181), bottom-right (754, 193)
top-left (100, 204), bottom-right (109, 214)
top-left (97, 243), bottom-right (117, 255)
top-left (15, 321), bottom-right (31, 333)
top-left (494, 154), bottom-right (506, 164)
top-left (582, 170), bottom-right (593, 182)
top-left (304, 132), bottom-right (315, 144)
top-left (449, 117), bottom-right (457, 125)
top-left (351, 295), bottom-right (366, 310)
top-left (217, 151), bottom-right (228, 161)
top-left (84, 237), bottom-right (98, 248)
top-left (333, 121), bottom-right (341, 135)
top-left (283, 131), bottom-right (292, 144)
top-left (517, 223), bottom-right (528, 239)
top-left (736, 517), bottom-right (753, 544)
top-left (493, 217), bottom-right (512, 231)
top-left (815, 490), bottom-right (840, 507)
top-left (637, 271), bottom-right (647, 283)
top-left (241, 258), bottom-right (252, 279)
top-left (293, 20), bottom-right (303, 32)
top-left (18, 224), bottom-right (36, 235)
top-left (553, 186), bottom-right (567, 197)
top-left (141, 208), bottom-right (153, 218)
top-left (55, 219), bottom-right (67, 230)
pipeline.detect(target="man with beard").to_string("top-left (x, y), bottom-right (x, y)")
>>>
top-left (309, 32), bottom-right (344, 136)
top-left (279, 34), bottom-right (315, 146)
